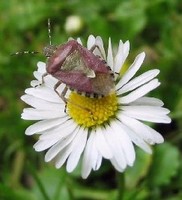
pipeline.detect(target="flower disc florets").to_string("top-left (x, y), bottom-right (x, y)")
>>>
top-left (67, 92), bottom-right (118, 128)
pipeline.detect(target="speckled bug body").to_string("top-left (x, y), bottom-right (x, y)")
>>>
top-left (43, 39), bottom-right (115, 100)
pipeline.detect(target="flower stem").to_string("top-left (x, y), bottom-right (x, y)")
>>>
top-left (117, 172), bottom-right (125, 200)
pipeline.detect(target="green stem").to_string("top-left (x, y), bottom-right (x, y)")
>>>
top-left (27, 163), bottom-right (51, 200)
top-left (11, 150), bottom-right (25, 188)
top-left (117, 172), bottom-right (125, 200)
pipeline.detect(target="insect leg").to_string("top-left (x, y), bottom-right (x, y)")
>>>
top-left (54, 81), bottom-right (68, 103)
top-left (54, 82), bottom-right (93, 113)
top-left (89, 44), bottom-right (105, 59)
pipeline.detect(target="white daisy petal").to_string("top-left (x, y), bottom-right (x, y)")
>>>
top-left (55, 142), bottom-right (75, 169)
top-left (122, 105), bottom-right (171, 123)
top-left (114, 40), bottom-right (130, 73)
top-left (119, 115), bottom-right (164, 144)
top-left (87, 132), bottom-right (101, 171)
top-left (104, 125), bottom-right (127, 170)
top-left (21, 95), bottom-right (64, 111)
top-left (37, 61), bottom-right (46, 73)
top-left (33, 137), bottom-right (59, 152)
top-left (117, 52), bottom-right (145, 89)
top-left (43, 75), bottom-right (59, 89)
top-left (77, 37), bottom-right (83, 45)
top-left (130, 97), bottom-right (164, 107)
top-left (33, 71), bottom-right (42, 81)
top-left (125, 128), bottom-right (152, 154)
top-left (39, 119), bottom-right (77, 140)
top-left (95, 36), bottom-right (106, 59)
top-left (117, 69), bottom-right (160, 93)
top-left (95, 128), bottom-right (113, 159)
top-left (30, 80), bottom-right (40, 87)
top-left (45, 126), bottom-right (79, 162)
top-left (110, 159), bottom-right (125, 172)
top-left (25, 87), bottom-right (62, 103)
top-left (82, 132), bottom-right (95, 179)
top-left (93, 153), bottom-right (102, 171)
top-left (66, 128), bottom-right (88, 172)
top-left (119, 79), bottom-right (160, 104)
top-left (87, 35), bottom-right (96, 50)
top-left (107, 38), bottom-right (114, 70)
top-left (21, 108), bottom-right (63, 120)
top-left (110, 121), bottom-right (135, 166)
top-left (25, 117), bottom-right (69, 135)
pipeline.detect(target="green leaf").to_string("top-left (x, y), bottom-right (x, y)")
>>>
top-left (125, 148), bottom-right (152, 189)
top-left (31, 165), bottom-right (70, 200)
top-left (148, 142), bottom-right (180, 186)
top-left (0, 184), bottom-right (36, 200)
top-left (114, 0), bottom-right (147, 39)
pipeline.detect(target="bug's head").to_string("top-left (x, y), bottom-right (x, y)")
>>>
top-left (43, 45), bottom-right (57, 58)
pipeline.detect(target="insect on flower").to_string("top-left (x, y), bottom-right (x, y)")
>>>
top-left (20, 22), bottom-right (172, 179)
top-left (13, 19), bottom-right (115, 106)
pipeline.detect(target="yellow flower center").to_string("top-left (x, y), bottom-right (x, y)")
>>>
top-left (67, 92), bottom-right (118, 128)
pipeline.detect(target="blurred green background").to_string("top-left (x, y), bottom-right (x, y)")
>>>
top-left (0, 0), bottom-right (182, 199)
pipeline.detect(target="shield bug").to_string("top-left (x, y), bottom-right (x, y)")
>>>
top-left (43, 20), bottom-right (115, 103)
top-left (44, 39), bottom-right (115, 101)
top-left (13, 19), bottom-right (115, 105)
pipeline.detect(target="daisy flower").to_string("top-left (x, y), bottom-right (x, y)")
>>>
top-left (21, 35), bottom-right (171, 179)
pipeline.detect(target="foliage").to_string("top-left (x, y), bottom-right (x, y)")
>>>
top-left (0, 0), bottom-right (182, 199)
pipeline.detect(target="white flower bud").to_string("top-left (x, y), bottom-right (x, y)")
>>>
top-left (64, 15), bottom-right (83, 34)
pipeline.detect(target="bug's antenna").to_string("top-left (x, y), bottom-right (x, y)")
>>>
top-left (11, 51), bottom-right (39, 56)
top-left (48, 18), bottom-right (52, 46)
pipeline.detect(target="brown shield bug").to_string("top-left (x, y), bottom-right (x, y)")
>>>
top-left (43, 39), bottom-right (115, 102)
top-left (42, 19), bottom-right (115, 104)
top-left (13, 19), bottom-right (115, 105)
